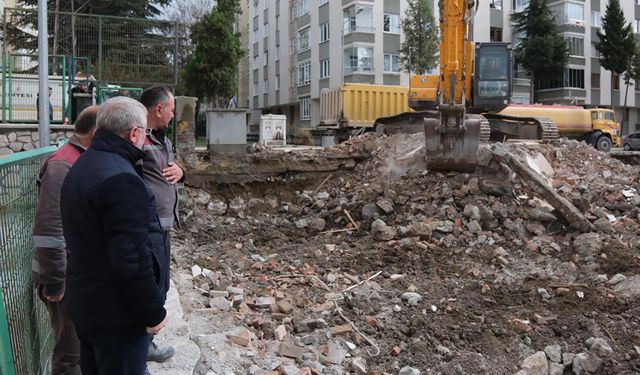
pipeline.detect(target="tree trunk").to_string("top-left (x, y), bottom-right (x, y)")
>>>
top-left (53, 0), bottom-right (60, 56)
top-left (623, 79), bottom-right (630, 136)
top-left (530, 72), bottom-right (536, 104)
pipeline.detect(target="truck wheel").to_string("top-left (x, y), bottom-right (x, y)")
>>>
top-left (624, 143), bottom-right (632, 151)
top-left (596, 136), bottom-right (612, 152)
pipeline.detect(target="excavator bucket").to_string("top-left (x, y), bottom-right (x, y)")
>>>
top-left (424, 116), bottom-right (482, 172)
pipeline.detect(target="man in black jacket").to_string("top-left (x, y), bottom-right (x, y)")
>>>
top-left (60, 96), bottom-right (168, 375)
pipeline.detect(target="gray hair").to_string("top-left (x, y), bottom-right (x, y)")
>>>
top-left (97, 96), bottom-right (147, 137)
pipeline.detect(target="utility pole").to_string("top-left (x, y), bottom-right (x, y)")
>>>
top-left (38, 0), bottom-right (50, 147)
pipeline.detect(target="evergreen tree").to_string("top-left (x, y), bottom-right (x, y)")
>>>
top-left (596, 0), bottom-right (635, 134)
top-left (512, 0), bottom-right (568, 103)
top-left (398, 0), bottom-right (439, 74)
top-left (183, 0), bottom-right (244, 106)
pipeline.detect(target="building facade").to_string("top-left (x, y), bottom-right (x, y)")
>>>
top-left (246, 0), bottom-right (640, 135)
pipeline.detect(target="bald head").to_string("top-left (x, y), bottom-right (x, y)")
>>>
top-left (75, 105), bottom-right (100, 136)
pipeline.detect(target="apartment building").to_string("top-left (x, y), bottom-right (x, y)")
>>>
top-left (247, 0), bottom-right (411, 131)
top-left (247, 0), bottom-right (640, 134)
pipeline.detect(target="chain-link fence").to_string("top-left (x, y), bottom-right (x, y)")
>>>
top-left (0, 146), bottom-right (56, 375)
top-left (1, 8), bottom-right (182, 123)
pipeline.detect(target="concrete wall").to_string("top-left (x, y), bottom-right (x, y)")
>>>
top-left (206, 109), bottom-right (247, 155)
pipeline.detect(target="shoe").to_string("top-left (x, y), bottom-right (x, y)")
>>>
top-left (147, 341), bottom-right (176, 362)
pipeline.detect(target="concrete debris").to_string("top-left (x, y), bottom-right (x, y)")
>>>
top-left (175, 133), bottom-right (640, 374)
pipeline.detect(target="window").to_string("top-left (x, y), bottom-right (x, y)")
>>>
top-left (591, 43), bottom-right (600, 58)
top-left (384, 54), bottom-right (401, 73)
top-left (490, 0), bottom-right (502, 10)
top-left (275, 45), bottom-right (280, 61)
top-left (264, 78), bottom-right (269, 93)
top-left (264, 22), bottom-right (270, 35)
top-left (253, 81), bottom-right (259, 94)
top-left (298, 28), bottom-right (310, 51)
top-left (300, 97), bottom-right (310, 120)
top-left (613, 74), bottom-right (620, 90)
top-left (298, 61), bottom-right (311, 86)
top-left (343, 46), bottom-right (374, 73)
top-left (539, 68), bottom-right (585, 89)
top-left (490, 27), bottom-right (503, 42)
top-left (275, 75), bottom-right (280, 91)
top-left (635, 20), bottom-right (640, 34)
top-left (591, 73), bottom-right (600, 89)
top-left (253, 28), bottom-right (260, 41)
top-left (343, 5), bottom-right (373, 33)
top-left (551, 2), bottom-right (584, 24)
top-left (592, 11), bottom-right (601, 28)
top-left (264, 51), bottom-right (268, 66)
top-left (276, 15), bottom-right (279, 30)
top-left (320, 22), bottom-right (330, 43)
top-left (512, 0), bottom-right (529, 12)
top-left (320, 59), bottom-right (330, 78)
top-left (383, 14), bottom-right (400, 34)
top-left (296, 0), bottom-right (308, 17)
top-left (566, 36), bottom-right (584, 57)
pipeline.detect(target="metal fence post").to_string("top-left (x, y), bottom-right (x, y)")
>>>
top-left (0, 292), bottom-right (16, 375)
top-left (174, 21), bottom-right (179, 86)
top-left (97, 15), bottom-right (102, 83)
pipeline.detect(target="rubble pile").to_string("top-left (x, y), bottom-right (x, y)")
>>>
top-left (174, 134), bottom-right (640, 375)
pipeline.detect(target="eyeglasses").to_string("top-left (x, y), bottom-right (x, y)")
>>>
top-left (135, 126), bottom-right (152, 136)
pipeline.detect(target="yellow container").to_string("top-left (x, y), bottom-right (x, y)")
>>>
top-left (320, 84), bottom-right (411, 129)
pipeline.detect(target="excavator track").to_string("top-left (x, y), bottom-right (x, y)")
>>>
top-left (466, 114), bottom-right (491, 143)
top-left (482, 113), bottom-right (559, 143)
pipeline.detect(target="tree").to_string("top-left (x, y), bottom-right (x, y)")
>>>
top-left (183, 0), bottom-right (244, 106)
top-left (165, 0), bottom-right (215, 95)
top-left (596, 0), bottom-right (635, 134)
top-left (398, 0), bottom-right (439, 74)
top-left (512, 0), bottom-right (568, 103)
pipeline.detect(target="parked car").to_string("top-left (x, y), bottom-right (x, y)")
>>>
top-left (623, 132), bottom-right (640, 150)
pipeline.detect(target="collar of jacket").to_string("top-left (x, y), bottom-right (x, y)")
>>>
top-left (68, 134), bottom-right (88, 151)
top-left (90, 129), bottom-right (146, 165)
top-left (149, 127), bottom-right (167, 144)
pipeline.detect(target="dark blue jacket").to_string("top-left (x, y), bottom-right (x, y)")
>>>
top-left (61, 129), bottom-right (167, 329)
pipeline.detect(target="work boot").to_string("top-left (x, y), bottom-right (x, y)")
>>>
top-left (147, 341), bottom-right (175, 362)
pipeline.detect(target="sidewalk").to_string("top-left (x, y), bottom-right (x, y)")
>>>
top-left (147, 280), bottom-right (201, 375)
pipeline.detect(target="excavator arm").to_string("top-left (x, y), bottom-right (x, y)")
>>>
top-left (424, 0), bottom-right (483, 171)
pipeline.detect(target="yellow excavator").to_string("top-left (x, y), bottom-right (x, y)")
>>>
top-left (375, 0), bottom-right (560, 171)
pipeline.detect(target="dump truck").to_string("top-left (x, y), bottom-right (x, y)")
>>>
top-left (318, 83), bottom-right (412, 142)
top-left (494, 104), bottom-right (619, 152)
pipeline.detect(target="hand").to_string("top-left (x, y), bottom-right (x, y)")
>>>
top-left (46, 293), bottom-right (64, 302)
top-left (146, 316), bottom-right (168, 334)
top-left (162, 162), bottom-right (184, 185)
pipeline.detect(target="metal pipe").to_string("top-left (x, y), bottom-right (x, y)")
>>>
top-left (38, 0), bottom-right (50, 147)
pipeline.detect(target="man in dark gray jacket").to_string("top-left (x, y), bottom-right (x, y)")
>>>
top-left (140, 85), bottom-right (183, 362)
top-left (32, 105), bottom-right (99, 375)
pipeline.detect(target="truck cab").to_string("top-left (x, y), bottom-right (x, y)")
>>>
top-left (588, 109), bottom-right (620, 147)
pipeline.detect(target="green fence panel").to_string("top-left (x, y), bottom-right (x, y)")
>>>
top-left (0, 146), bottom-right (56, 375)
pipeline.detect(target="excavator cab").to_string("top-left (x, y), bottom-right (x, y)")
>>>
top-left (473, 43), bottom-right (512, 110)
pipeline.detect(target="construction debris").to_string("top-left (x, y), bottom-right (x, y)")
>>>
top-left (174, 134), bottom-right (640, 374)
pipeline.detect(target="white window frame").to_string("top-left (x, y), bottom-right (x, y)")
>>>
top-left (275, 75), bottom-right (280, 91)
top-left (300, 96), bottom-right (311, 120)
top-left (297, 0), bottom-right (309, 17)
top-left (564, 2), bottom-right (584, 26)
top-left (320, 59), bottom-right (330, 78)
top-left (565, 35), bottom-right (584, 57)
top-left (264, 51), bottom-right (268, 66)
top-left (591, 11), bottom-right (601, 28)
top-left (320, 0), bottom-right (329, 5)
top-left (263, 78), bottom-right (269, 93)
top-left (298, 27), bottom-right (310, 52)
top-left (297, 61), bottom-right (311, 86)
top-left (320, 22), bottom-right (330, 43)
top-left (383, 13), bottom-right (400, 34)
top-left (343, 5), bottom-right (374, 34)
top-left (383, 54), bottom-right (401, 73)
top-left (512, 0), bottom-right (529, 13)
top-left (275, 45), bottom-right (280, 61)
top-left (343, 46), bottom-right (374, 73)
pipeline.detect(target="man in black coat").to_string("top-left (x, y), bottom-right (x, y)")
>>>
top-left (60, 96), bottom-right (168, 375)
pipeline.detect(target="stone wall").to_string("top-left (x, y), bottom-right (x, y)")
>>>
top-left (0, 127), bottom-right (74, 156)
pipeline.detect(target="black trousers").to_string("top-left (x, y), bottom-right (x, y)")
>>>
top-left (75, 323), bottom-right (150, 375)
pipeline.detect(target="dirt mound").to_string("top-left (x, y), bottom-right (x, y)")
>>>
top-left (175, 134), bottom-right (640, 374)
